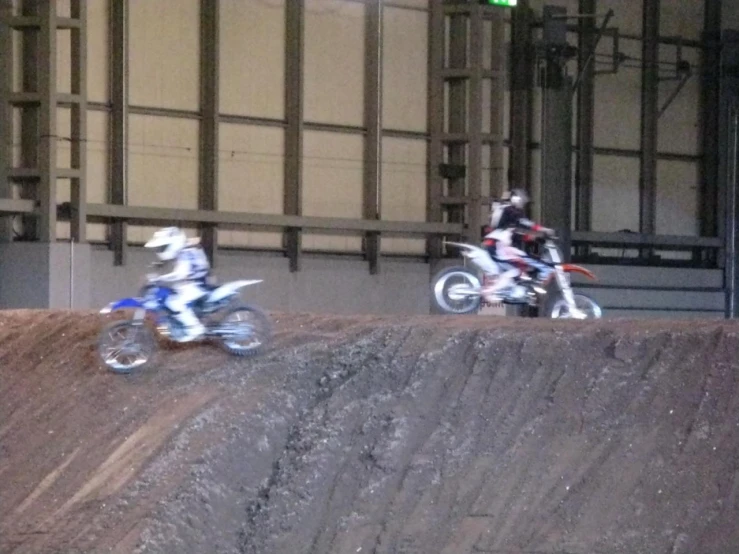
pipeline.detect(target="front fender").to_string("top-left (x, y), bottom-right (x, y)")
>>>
top-left (100, 297), bottom-right (145, 314)
top-left (561, 264), bottom-right (597, 280)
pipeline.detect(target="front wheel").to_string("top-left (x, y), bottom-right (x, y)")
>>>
top-left (542, 292), bottom-right (602, 319)
top-left (216, 305), bottom-right (272, 356)
top-left (97, 320), bottom-right (157, 374)
top-left (431, 266), bottom-right (482, 315)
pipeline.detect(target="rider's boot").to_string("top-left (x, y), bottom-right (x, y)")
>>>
top-left (173, 310), bottom-right (205, 342)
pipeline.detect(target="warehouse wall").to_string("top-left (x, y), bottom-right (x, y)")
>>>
top-left (17, 0), bottom-right (735, 316)
top-left (53, 0), bottom-right (721, 248)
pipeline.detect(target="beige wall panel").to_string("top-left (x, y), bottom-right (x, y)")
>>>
top-left (725, 2), bottom-right (739, 29)
top-left (593, 39), bottom-right (641, 150)
top-left (11, 30), bottom-right (20, 93)
top-left (656, 160), bottom-right (698, 236)
top-left (87, 110), bottom-right (109, 242)
top-left (129, 0), bottom-right (200, 110)
top-left (381, 137), bottom-right (425, 254)
top-left (56, 29), bottom-right (71, 94)
top-left (87, 0), bottom-right (109, 103)
top-left (127, 115), bottom-right (199, 243)
top-left (57, 107), bottom-right (72, 169)
top-left (304, 0), bottom-right (365, 126)
top-left (219, 0), bottom-right (285, 119)
top-left (660, 2), bottom-right (703, 40)
top-left (382, 6), bottom-right (427, 132)
top-left (56, 0), bottom-right (71, 17)
top-left (657, 47), bottom-right (700, 155)
top-left (303, 130), bottom-right (363, 251)
top-left (592, 155), bottom-right (639, 232)
top-left (597, 0), bottom-right (642, 36)
top-left (386, 0), bottom-right (428, 8)
top-left (56, 178), bottom-right (72, 240)
top-left (218, 123), bottom-right (284, 248)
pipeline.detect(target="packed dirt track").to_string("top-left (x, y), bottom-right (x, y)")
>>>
top-left (1, 310), bottom-right (739, 554)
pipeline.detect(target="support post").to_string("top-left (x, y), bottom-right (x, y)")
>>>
top-left (426, 0), bottom-right (444, 261)
top-left (199, 0), bottom-right (219, 265)
top-left (363, 0), bottom-right (383, 274)
top-left (700, 0), bottom-right (722, 246)
top-left (446, 13), bottom-right (467, 227)
top-left (467, 3), bottom-right (483, 244)
top-left (540, 5), bottom-right (573, 256)
top-left (575, 0), bottom-right (595, 237)
top-left (37, 0), bottom-right (58, 242)
top-left (70, 0), bottom-right (87, 243)
top-left (0, 0), bottom-right (12, 241)
top-left (509, 1), bottom-right (533, 191)
top-left (720, 31), bottom-right (739, 318)
top-left (284, 0), bottom-right (304, 272)
top-left (639, 0), bottom-right (660, 242)
top-left (110, 0), bottom-right (128, 265)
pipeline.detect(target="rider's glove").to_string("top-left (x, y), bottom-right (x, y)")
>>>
top-left (542, 227), bottom-right (556, 237)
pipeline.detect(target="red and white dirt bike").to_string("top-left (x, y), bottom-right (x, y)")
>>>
top-left (431, 232), bottom-right (602, 319)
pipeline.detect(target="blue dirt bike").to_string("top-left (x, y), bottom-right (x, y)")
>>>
top-left (97, 266), bottom-right (271, 374)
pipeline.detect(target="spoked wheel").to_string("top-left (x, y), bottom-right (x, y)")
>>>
top-left (431, 266), bottom-right (483, 315)
top-left (544, 293), bottom-right (602, 319)
top-left (97, 320), bottom-right (157, 374)
top-left (217, 305), bottom-right (272, 356)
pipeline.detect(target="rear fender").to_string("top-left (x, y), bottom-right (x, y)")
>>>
top-left (207, 279), bottom-right (263, 303)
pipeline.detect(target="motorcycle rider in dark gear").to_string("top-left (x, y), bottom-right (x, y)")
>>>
top-left (480, 188), bottom-right (558, 299)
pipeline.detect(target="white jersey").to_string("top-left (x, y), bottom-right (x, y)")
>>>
top-left (158, 246), bottom-right (210, 283)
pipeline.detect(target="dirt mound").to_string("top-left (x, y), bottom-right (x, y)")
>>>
top-left (1, 311), bottom-right (739, 554)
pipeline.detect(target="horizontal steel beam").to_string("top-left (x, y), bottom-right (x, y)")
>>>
top-left (0, 198), bottom-right (36, 214)
top-left (86, 102), bottom-right (429, 141)
top-left (571, 230), bottom-right (722, 248)
top-left (85, 203), bottom-right (464, 236)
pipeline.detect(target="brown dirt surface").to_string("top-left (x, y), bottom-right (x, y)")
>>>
top-left (1, 309), bottom-right (739, 554)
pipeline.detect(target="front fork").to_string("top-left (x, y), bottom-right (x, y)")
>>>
top-left (554, 266), bottom-right (577, 309)
top-left (131, 308), bottom-right (147, 325)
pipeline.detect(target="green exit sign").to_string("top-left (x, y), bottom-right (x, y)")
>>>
top-left (487, 0), bottom-right (518, 6)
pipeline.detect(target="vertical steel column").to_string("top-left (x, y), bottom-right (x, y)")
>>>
top-left (426, 0), bottom-right (444, 261)
top-left (19, 0), bottom-right (41, 240)
top-left (720, 31), bottom-right (739, 317)
top-left (364, 0), bottom-right (383, 275)
top-left (199, 0), bottom-right (219, 265)
top-left (488, 10), bottom-right (507, 203)
top-left (0, 0), bottom-right (12, 241)
top-left (540, 6), bottom-right (573, 253)
top-left (575, 0), bottom-right (595, 234)
top-left (284, 0), bottom-right (304, 273)
top-left (446, 13), bottom-right (467, 227)
top-left (639, 0), bottom-right (660, 238)
top-left (37, 0), bottom-right (58, 242)
top-left (467, 3), bottom-right (483, 243)
top-left (700, 0), bottom-right (722, 243)
top-left (509, 1), bottom-right (533, 190)
top-left (70, 0), bottom-right (87, 243)
top-left (110, 0), bottom-right (128, 265)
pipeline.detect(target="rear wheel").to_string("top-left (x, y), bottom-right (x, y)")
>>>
top-left (216, 305), bottom-right (272, 356)
top-left (431, 266), bottom-right (482, 315)
top-left (97, 321), bottom-right (157, 374)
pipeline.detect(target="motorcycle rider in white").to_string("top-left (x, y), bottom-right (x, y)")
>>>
top-left (144, 227), bottom-right (211, 341)
top-left (482, 189), bottom-right (587, 318)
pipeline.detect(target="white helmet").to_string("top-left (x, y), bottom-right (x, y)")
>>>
top-left (144, 226), bottom-right (187, 261)
top-left (509, 188), bottom-right (529, 209)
